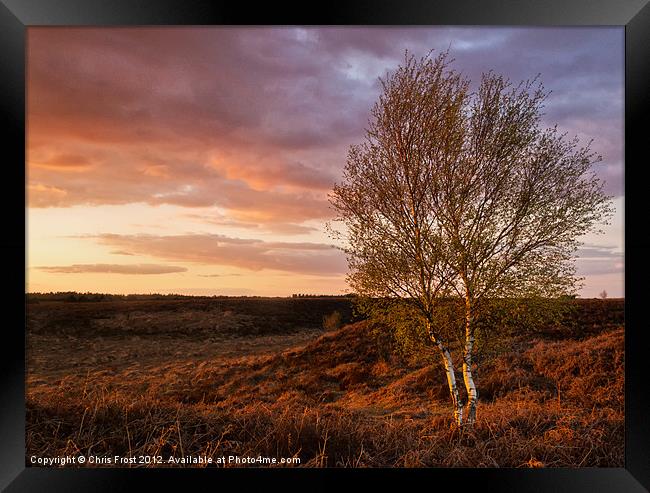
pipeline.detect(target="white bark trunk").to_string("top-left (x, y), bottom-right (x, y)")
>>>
top-left (438, 341), bottom-right (463, 426)
top-left (463, 295), bottom-right (478, 425)
top-left (463, 336), bottom-right (478, 425)
top-left (427, 319), bottom-right (464, 426)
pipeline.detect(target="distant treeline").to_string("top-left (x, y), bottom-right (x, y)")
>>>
top-left (26, 292), bottom-right (356, 303)
top-left (27, 292), bottom-right (196, 303)
top-left (26, 291), bottom-right (618, 305)
top-left (291, 293), bottom-right (356, 298)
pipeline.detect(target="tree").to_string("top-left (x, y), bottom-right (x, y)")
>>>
top-left (329, 51), bottom-right (613, 427)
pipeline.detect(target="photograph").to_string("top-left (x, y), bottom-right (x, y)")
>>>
top-left (25, 26), bottom-right (625, 469)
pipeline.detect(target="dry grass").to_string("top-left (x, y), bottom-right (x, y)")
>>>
top-left (26, 298), bottom-right (624, 467)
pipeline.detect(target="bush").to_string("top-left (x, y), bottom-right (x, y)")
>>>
top-left (323, 311), bottom-right (343, 331)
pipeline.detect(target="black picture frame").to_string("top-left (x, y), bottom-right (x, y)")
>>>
top-left (2, 1), bottom-right (648, 491)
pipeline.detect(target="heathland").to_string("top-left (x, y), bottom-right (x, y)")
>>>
top-left (26, 295), bottom-right (624, 467)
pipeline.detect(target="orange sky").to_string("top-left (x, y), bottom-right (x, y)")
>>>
top-left (26, 27), bottom-right (624, 297)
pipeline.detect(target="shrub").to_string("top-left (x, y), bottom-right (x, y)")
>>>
top-left (322, 310), bottom-right (343, 331)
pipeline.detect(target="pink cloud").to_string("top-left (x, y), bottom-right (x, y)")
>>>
top-left (89, 233), bottom-right (348, 275)
top-left (26, 27), bottom-right (622, 296)
top-left (26, 28), bottom-right (355, 232)
top-left (37, 263), bottom-right (188, 275)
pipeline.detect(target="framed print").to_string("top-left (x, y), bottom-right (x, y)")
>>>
top-left (1, 0), bottom-right (649, 491)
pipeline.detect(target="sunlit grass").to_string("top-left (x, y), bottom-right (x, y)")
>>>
top-left (26, 298), bottom-right (623, 467)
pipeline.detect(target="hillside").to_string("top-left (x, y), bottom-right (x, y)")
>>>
top-left (26, 298), bottom-right (624, 467)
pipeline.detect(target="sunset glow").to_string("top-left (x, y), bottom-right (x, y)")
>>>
top-left (26, 27), bottom-right (624, 297)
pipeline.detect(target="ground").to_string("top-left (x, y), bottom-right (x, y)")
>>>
top-left (25, 296), bottom-right (624, 467)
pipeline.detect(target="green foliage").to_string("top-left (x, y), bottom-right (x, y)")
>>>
top-left (474, 297), bottom-right (575, 339)
top-left (355, 295), bottom-right (578, 366)
top-left (354, 296), bottom-right (455, 365)
top-left (329, 49), bottom-right (612, 350)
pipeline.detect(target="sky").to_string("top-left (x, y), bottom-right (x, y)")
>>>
top-left (26, 27), bottom-right (624, 298)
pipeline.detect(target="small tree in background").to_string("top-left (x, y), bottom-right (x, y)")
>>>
top-left (329, 51), bottom-right (613, 427)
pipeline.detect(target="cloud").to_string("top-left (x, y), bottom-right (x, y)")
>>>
top-left (110, 250), bottom-right (135, 256)
top-left (182, 211), bottom-right (319, 235)
top-left (88, 233), bottom-right (348, 275)
top-left (27, 183), bottom-right (68, 207)
top-left (575, 243), bottom-right (624, 276)
top-left (576, 258), bottom-right (624, 276)
top-left (31, 153), bottom-right (94, 171)
top-left (197, 273), bottom-right (242, 278)
top-left (264, 223), bottom-right (319, 235)
top-left (36, 263), bottom-right (188, 275)
top-left (27, 26), bottom-right (623, 218)
top-left (576, 244), bottom-right (622, 259)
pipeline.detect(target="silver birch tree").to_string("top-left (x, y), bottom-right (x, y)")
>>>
top-left (329, 51), bottom-right (613, 427)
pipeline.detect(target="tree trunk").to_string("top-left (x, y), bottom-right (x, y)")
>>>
top-left (437, 341), bottom-right (464, 427)
top-left (427, 319), bottom-right (463, 426)
top-left (463, 295), bottom-right (478, 425)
